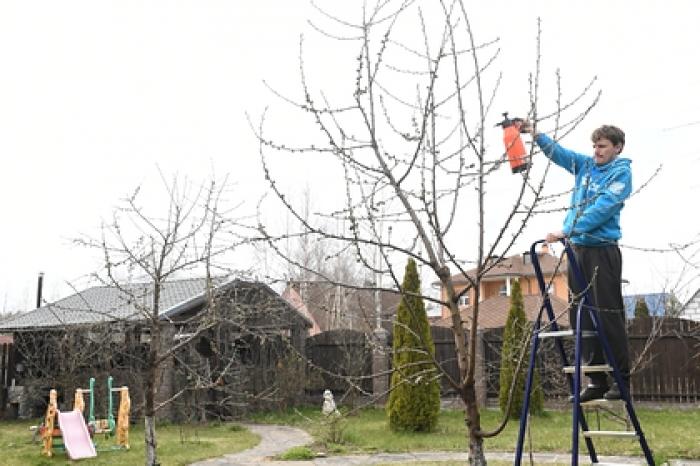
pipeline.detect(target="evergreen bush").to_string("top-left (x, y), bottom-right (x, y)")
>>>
top-left (386, 258), bottom-right (441, 431)
top-left (634, 298), bottom-right (650, 318)
top-left (498, 280), bottom-right (543, 418)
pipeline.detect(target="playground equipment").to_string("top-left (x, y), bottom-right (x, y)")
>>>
top-left (514, 240), bottom-right (654, 465)
top-left (41, 376), bottom-right (130, 458)
top-left (41, 388), bottom-right (96, 459)
top-left (76, 376), bottom-right (131, 447)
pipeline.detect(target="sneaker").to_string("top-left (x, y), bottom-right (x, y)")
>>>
top-left (569, 384), bottom-right (608, 403)
top-left (604, 382), bottom-right (624, 400)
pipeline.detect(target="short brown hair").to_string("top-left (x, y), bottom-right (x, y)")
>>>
top-left (591, 125), bottom-right (625, 148)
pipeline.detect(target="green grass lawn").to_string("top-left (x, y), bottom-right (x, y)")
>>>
top-left (0, 420), bottom-right (258, 466)
top-left (250, 405), bottom-right (700, 462)
top-left (1, 406), bottom-right (697, 465)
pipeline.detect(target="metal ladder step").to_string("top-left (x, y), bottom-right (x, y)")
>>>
top-left (563, 364), bottom-right (612, 374)
top-left (583, 430), bottom-right (638, 438)
top-left (580, 398), bottom-right (624, 408)
top-left (538, 329), bottom-right (597, 339)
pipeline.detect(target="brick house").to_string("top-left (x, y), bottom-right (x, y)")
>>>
top-left (434, 244), bottom-right (570, 329)
top-left (679, 288), bottom-right (700, 321)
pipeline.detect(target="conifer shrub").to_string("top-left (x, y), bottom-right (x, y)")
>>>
top-left (634, 298), bottom-right (650, 318)
top-left (498, 280), bottom-right (543, 418)
top-left (386, 258), bottom-right (441, 431)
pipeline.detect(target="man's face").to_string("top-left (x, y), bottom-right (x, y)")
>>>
top-left (593, 138), bottom-right (622, 165)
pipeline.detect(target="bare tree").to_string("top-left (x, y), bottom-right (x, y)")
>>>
top-left (253, 1), bottom-right (601, 463)
top-left (74, 174), bottom-right (248, 466)
top-left (256, 187), bottom-right (368, 287)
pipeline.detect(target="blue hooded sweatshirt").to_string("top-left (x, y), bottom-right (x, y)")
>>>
top-left (535, 133), bottom-right (632, 246)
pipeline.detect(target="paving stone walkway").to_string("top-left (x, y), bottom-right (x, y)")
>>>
top-left (189, 424), bottom-right (700, 465)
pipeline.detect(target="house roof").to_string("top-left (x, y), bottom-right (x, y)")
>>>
top-left (0, 277), bottom-right (308, 331)
top-left (680, 288), bottom-right (700, 314)
top-left (432, 294), bottom-right (570, 330)
top-left (282, 286), bottom-right (321, 334)
top-left (448, 252), bottom-right (567, 284)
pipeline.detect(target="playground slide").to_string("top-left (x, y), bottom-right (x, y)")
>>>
top-left (57, 410), bottom-right (97, 460)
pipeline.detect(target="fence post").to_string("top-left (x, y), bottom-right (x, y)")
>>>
top-left (475, 329), bottom-right (487, 407)
top-left (372, 327), bottom-right (390, 406)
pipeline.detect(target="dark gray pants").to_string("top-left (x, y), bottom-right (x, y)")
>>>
top-left (568, 244), bottom-right (630, 386)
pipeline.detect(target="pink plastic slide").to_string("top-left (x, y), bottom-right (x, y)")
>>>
top-left (57, 410), bottom-right (97, 460)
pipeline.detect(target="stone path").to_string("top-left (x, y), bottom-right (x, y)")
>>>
top-left (190, 424), bottom-right (700, 465)
top-left (190, 424), bottom-right (313, 466)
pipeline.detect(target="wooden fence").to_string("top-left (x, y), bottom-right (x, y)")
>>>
top-left (626, 317), bottom-right (700, 401)
top-left (305, 317), bottom-right (700, 403)
top-left (441, 316), bottom-right (700, 402)
top-left (305, 329), bottom-right (373, 397)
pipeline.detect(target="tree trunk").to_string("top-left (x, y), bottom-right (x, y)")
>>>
top-left (144, 414), bottom-right (158, 466)
top-left (144, 322), bottom-right (160, 466)
top-left (442, 277), bottom-right (487, 465)
top-left (469, 434), bottom-right (487, 466)
top-left (464, 382), bottom-right (487, 465)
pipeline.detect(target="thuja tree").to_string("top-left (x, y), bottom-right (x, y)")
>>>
top-left (387, 258), bottom-right (440, 431)
top-left (498, 280), bottom-right (543, 418)
top-left (634, 298), bottom-right (650, 319)
top-left (254, 1), bottom-right (599, 462)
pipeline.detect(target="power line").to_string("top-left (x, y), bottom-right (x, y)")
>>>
top-left (662, 120), bottom-right (700, 132)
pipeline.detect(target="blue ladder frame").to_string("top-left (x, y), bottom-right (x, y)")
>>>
top-left (514, 239), bottom-right (655, 465)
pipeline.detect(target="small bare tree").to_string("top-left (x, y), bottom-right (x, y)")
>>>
top-left (75, 174), bottom-right (248, 466)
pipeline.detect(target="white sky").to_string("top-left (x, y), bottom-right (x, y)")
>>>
top-left (1, 1), bottom-right (699, 312)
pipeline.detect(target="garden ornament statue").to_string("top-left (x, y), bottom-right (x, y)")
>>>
top-left (321, 389), bottom-right (339, 416)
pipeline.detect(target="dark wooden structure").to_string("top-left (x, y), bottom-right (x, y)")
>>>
top-left (0, 335), bottom-right (15, 418)
top-left (305, 329), bottom-right (372, 398)
top-left (0, 278), bottom-right (311, 420)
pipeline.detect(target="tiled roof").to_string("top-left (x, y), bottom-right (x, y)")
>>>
top-left (432, 294), bottom-right (570, 330)
top-left (0, 277), bottom-right (280, 331)
top-left (449, 252), bottom-right (567, 283)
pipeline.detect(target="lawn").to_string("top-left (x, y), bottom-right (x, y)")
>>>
top-left (0, 420), bottom-right (258, 466)
top-left (1, 406), bottom-right (697, 465)
top-left (250, 405), bottom-right (700, 462)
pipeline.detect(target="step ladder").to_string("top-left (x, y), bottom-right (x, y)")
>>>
top-left (514, 239), bottom-right (655, 466)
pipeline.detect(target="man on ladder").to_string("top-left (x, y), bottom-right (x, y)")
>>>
top-left (523, 121), bottom-right (632, 402)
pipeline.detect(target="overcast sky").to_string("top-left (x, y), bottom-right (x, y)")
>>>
top-left (1, 1), bottom-right (699, 312)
